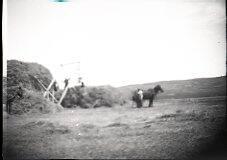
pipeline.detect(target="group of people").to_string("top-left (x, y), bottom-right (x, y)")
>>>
top-left (63, 78), bottom-right (85, 89)
top-left (46, 78), bottom-right (85, 102)
top-left (52, 78), bottom-right (85, 92)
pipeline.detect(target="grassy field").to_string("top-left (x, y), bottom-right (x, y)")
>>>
top-left (3, 96), bottom-right (226, 159)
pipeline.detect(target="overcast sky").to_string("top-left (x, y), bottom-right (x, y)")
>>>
top-left (3, 0), bottom-right (226, 87)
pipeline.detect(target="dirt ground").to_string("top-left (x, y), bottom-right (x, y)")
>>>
top-left (3, 96), bottom-right (226, 159)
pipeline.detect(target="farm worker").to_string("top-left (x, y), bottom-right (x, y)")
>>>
top-left (81, 82), bottom-right (85, 88)
top-left (53, 81), bottom-right (58, 92)
top-left (51, 81), bottom-right (58, 102)
top-left (64, 78), bottom-right (70, 89)
top-left (137, 89), bottom-right (143, 100)
top-left (17, 84), bottom-right (24, 98)
top-left (6, 85), bottom-right (24, 114)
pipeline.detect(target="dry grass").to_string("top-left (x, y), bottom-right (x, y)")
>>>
top-left (9, 90), bottom-right (63, 115)
top-left (3, 96), bottom-right (226, 159)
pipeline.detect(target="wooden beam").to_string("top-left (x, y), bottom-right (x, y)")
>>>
top-left (43, 79), bottom-right (55, 97)
top-left (34, 76), bottom-right (48, 91)
top-left (33, 76), bottom-right (58, 102)
top-left (58, 85), bottom-right (69, 105)
top-left (46, 90), bottom-right (58, 103)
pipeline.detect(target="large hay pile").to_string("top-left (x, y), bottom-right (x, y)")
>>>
top-left (6, 60), bottom-right (63, 114)
top-left (58, 86), bottom-right (126, 108)
top-left (7, 60), bottom-right (52, 91)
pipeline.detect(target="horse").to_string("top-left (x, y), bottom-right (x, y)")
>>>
top-left (132, 85), bottom-right (164, 108)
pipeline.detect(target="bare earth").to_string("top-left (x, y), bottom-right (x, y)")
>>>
top-left (3, 96), bottom-right (226, 159)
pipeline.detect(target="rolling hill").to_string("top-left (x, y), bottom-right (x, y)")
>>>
top-left (117, 76), bottom-right (226, 100)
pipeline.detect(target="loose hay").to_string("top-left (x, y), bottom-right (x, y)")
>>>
top-left (10, 90), bottom-right (63, 115)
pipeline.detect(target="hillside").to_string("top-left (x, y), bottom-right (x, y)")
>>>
top-left (118, 76), bottom-right (226, 100)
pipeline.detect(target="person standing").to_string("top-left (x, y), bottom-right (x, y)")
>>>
top-left (137, 88), bottom-right (143, 101)
top-left (81, 82), bottom-right (85, 88)
top-left (51, 81), bottom-right (58, 102)
top-left (64, 78), bottom-right (70, 89)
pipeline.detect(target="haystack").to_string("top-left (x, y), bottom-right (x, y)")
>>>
top-left (6, 60), bottom-right (62, 114)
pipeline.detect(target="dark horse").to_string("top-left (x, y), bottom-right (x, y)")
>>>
top-left (132, 85), bottom-right (164, 108)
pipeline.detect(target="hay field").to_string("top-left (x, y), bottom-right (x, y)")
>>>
top-left (3, 96), bottom-right (226, 159)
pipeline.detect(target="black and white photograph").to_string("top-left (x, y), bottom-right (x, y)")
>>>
top-left (2, 0), bottom-right (226, 159)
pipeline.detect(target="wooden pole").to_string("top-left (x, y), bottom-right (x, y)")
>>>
top-left (52, 90), bottom-right (55, 102)
top-left (33, 76), bottom-right (58, 102)
top-left (43, 79), bottom-right (55, 98)
top-left (58, 85), bottom-right (69, 105)
top-left (34, 76), bottom-right (48, 90)
top-left (48, 91), bottom-right (58, 102)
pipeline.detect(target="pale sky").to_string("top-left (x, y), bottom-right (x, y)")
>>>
top-left (3, 0), bottom-right (226, 87)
